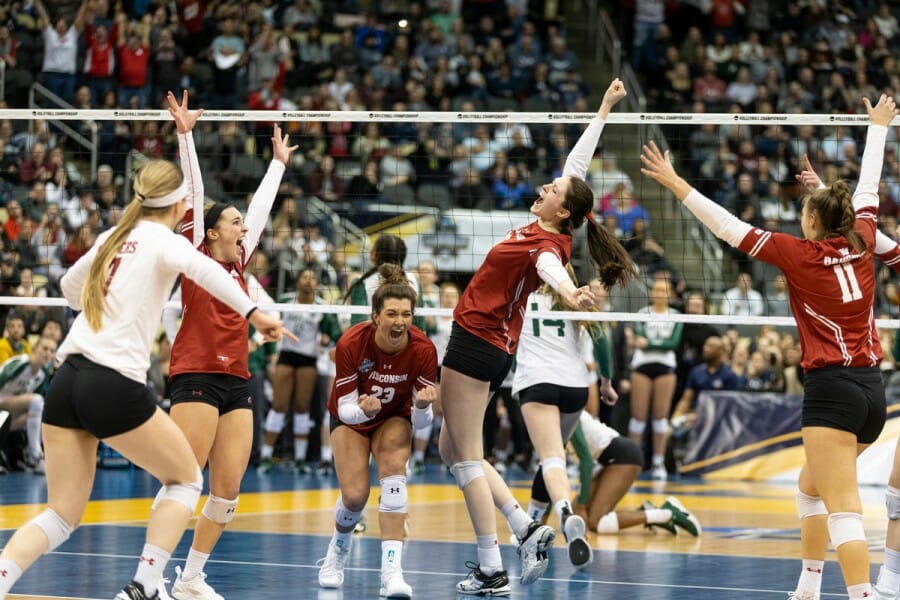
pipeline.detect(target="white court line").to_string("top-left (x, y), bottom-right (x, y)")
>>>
top-left (46, 549), bottom-right (843, 597)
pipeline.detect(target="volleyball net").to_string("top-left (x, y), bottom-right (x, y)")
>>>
top-left (0, 108), bottom-right (898, 335)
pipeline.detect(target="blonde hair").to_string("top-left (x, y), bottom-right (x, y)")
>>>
top-left (81, 161), bottom-right (183, 331)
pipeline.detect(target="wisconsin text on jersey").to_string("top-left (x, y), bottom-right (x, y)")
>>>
top-left (823, 248), bottom-right (866, 266)
top-left (368, 371), bottom-right (409, 384)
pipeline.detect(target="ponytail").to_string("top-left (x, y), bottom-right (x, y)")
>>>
top-left (344, 234), bottom-right (408, 304)
top-left (805, 180), bottom-right (865, 253)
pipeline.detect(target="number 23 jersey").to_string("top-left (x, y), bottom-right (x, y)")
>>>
top-left (328, 321), bottom-right (437, 434)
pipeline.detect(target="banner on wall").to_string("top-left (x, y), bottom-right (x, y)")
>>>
top-left (678, 390), bottom-right (900, 485)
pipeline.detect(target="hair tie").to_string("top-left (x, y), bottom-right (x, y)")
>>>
top-left (204, 202), bottom-right (232, 231)
top-left (587, 210), bottom-right (595, 223)
top-left (135, 192), bottom-right (146, 203)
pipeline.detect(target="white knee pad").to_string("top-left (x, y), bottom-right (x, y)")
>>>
top-left (651, 418), bottom-right (670, 435)
top-left (450, 460), bottom-right (485, 490)
top-left (32, 508), bottom-right (73, 554)
top-left (827, 512), bottom-right (866, 548)
top-left (334, 496), bottom-right (363, 528)
top-left (628, 418), bottom-right (646, 436)
top-left (379, 475), bottom-right (408, 514)
top-left (152, 466), bottom-right (203, 514)
top-left (796, 490), bottom-right (827, 520)
top-left (540, 456), bottom-right (567, 476)
top-left (264, 410), bottom-right (286, 434)
top-left (294, 412), bottom-right (311, 436)
top-left (201, 494), bottom-right (238, 524)
top-left (886, 487), bottom-right (900, 520)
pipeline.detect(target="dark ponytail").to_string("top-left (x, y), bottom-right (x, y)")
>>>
top-left (344, 234), bottom-right (408, 303)
top-left (371, 263), bottom-right (417, 314)
top-left (564, 176), bottom-right (637, 289)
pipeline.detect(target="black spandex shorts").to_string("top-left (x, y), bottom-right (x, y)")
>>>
top-left (169, 372), bottom-right (252, 415)
top-left (802, 365), bottom-right (885, 444)
top-left (441, 322), bottom-right (513, 392)
top-left (43, 355), bottom-right (157, 438)
top-left (633, 362), bottom-right (675, 379)
top-left (517, 382), bottom-right (588, 414)
top-left (597, 435), bottom-right (644, 467)
top-left (276, 350), bottom-right (318, 368)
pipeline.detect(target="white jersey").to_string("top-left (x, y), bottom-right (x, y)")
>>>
top-left (512, 291), bottom-right (589, 396)
top-left (279, 295), bottom-right (327, 357)
top-left (0, 355), bottom-right (50, 398)
top-left (579, 412), bottom-right (620, 460)
top-left (58, 220), bottom-right (256, 384)
top-left (364, 270), bottom-right (420, 304)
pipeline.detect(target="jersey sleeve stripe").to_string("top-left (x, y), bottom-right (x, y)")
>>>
top-left (747, 231), bottom-right (772, 257)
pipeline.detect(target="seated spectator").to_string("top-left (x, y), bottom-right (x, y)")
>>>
top-left (492, 164), bottom-right (530, 210)
top-left (455, 166), bottom-right (492, 211)
top-left (721, 272), bottom-right (765, 317)
top-left (18, 143), bottom-right (54, 187)
top-left (602, 187), bottom-right (650, 238)
top-left (672, 336), bottom-right (741, 423)
top-left (22, 181), bottom-right (49, 224)
top-left (744, 350), bottom-right (783, 392)
top-left (352, 122), bottom-right (391, 165)
top-left (766, 273), bottom-right (791, 318)
top-left (3, 200), bottom-right (24, 245)
top-left (693, 59), bottom-right (727, 108)
top-left (380, 143), bottom-right (415, 188)
top-left (306, 155), bottom-right (343, 203)
top-left (725, 67), bottom-right (758, 110)
top-left (344, 158), bottom-right (382, 206)
top-left (0, 312), bottom-right (30, 364)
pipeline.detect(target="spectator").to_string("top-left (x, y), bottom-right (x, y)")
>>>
top-left (0, 313), bottom-right (31, 364)
top-left (83, 22), bottom-right (116, 106)
top-left (150, 26), bottom-right (184, 105)
top-left (766, 273), bottom-right (791, 317)
top-left (602, 187), bottom-right (651, 238)
top-left (18, 143), bottom-right (55, 187)
top-left (34, 0), bottom-right (87, 104)
top-left (693, 59), bottom-right (727, 108)
top-left (672, 336), bottom-right (741, 421)
top-left (344, 158), bottom-right (382, 206)
top-left (545, 36), bottom-right (578, 86)
top-left (210, 17), bottom-right (246, 109)
top-left (3, 200), bottom-right (25, 245)
top-left (455, 166), bottom-right (493, 211)
top-left (306, 155), bottom-right (344, 203)
top-left (115, 12), bottom-right (152, 108)
top-left (492, 164), bottom-right (530, 210)
top-left (721, 272), bottom-right (765, 317)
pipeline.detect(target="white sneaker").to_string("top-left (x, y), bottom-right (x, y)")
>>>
top-left (516, 522), bottom-right (555, 584)
top-left (651, 464), bottom-right (668, 480)
top-left (157, 577), bottom-right (174, 600)
top-left (787, 591), bottom-right (819, 600)
top-left (317, 541), bottom-right (351, 588)
top-left (561, 511), bottom-right (592, 570)
top-left (380, 565), bottom-right (412, 598)
top-left (171, 566), bottom-right (224, 600)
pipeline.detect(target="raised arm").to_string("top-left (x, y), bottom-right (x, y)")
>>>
top-left (562, 78), bottom-right (626, 180)
top-left (853, 94), bottom-right (897, 211)
top-left (34, 0), bottom-right (50, 30)
top-left (167, 91), bottom-right (205, 246)
top-left (242, 125), bottom-right (298, 265)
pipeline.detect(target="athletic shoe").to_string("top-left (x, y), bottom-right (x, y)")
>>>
top-left (406, 458), bottom-right (424, 477)
top-left (560, 509), bottom-right (592, 570)
top-left (379, 564), bottom-right (412, 598)
top-left (171, 566), bottom-right (223, 600)
top-left (157, 578), bottom-right (174, 600)
top-left (354, 514), bottom-right (367, 534)
top-left (22, 451), bottom-right (45, 474)
top-left (662, 496), bottom-right (701, 537)
top-left (114, 581), bottom-right (158, 599)
top-left (256, 457), bottom-right (273, 474)
top-left (651, 464), bottom-right (667, 480)
top-left (456, 562), bottom-right (511, 596)
top-left (872, 575), bottom-right (899, 600)
top-left (317, 541), bottom-right (351, 588)
top-left (516, 521), bottom-right (555, 584)
top-left (316, 460), bottom-right (333, 476)
top-left (640, 500), bottom-right (677, 535)
top-left (295, 460), bottom-right (311, 475)
top-left (787, 591), bottom-right (820, 600)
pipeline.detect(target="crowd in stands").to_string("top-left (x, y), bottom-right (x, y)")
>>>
top-left (1, 0), bottom-right (900, 474)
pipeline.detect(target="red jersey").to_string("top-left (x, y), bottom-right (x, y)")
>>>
top-left (328, 322), bottom-right (437, 436)
top-left (454, 221), bottom-right (571, 354)
top-left (84, 37), bottom-right (114, 78)
top-left (118, 43), bottom-right (149, 87)
top-left (739, 207), bottom-right (881, 371)
top-left (169, 207), bottom-right (251, 379)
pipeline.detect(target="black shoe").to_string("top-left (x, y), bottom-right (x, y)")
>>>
top-left (456, 561), bottom-right (511, 596)
top-left (114, 580), bottom-right (157, 599)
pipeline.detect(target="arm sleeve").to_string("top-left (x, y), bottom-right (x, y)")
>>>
top-left (333, 338), bottom-right (369, 425)
top-left (535, 251), bottom-right (570, 290)
top-left (242, 161), bottom-right (286, 266)
top-left (161, 284), bottom-right (182, 344)
top-left (682, 189), bottom-right (755, 247)
top-left (177, 131), bottom-right (205, 247)
top-left (568, 424), bottom-right (595, 505)
top-left (875, 230), bottom-right (900, 273)
top-left (853, 124), bottom-right (888, 212)
top-left (592, 325), bottom-right (614, 380)
top-left (562, 119), bottom-right (605, 180)
top-left (160, 235), bottom-right (256, 317)
top-left (411, 404), bottom-right (433, 430)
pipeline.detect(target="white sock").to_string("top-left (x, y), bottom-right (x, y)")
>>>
top-left (645, 508), bottom-right (672, 525)
top-left (26, 396), bottom-right (42, 457)
top-left (294, 438), bottom-right (309, 462)
top-left (332, 529), bottom-right (353, 551)
top-left (796, 559), bottom-right (824, 594)
top-left (652, 454), bottom-right (664, 468)
top-left (527, 500), bottom-right (549, 522)
top-left (412, 449), bottom-right (425, 462)
top-left (0, 558), bottom-right (23, 594)
top-left (553, 498), bottom-right (573, 522)
top-left (321, 445), bottom-right (333, 462)
top-left (476, 534), bottom-right (502, 575)
top-left (880, 548), bottom-right (900, 589)
top-left (381, 540), bottom-right (403, 571)
top-left (181, 548), bottom-right (210, 581)
top-left (134, 544), bottom-right (170, 594)
top-left (260, 444), bottom-right (274, 459)
top-left (597, 512), bottom-right (620, 533)
top-left (500, 500), bottom-right (532, 540)
top-left (847, 582), bottom-right (873, 599)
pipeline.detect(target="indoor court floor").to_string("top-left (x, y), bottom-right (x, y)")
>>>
top-left (0, 462), bottom-right (890, 599)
